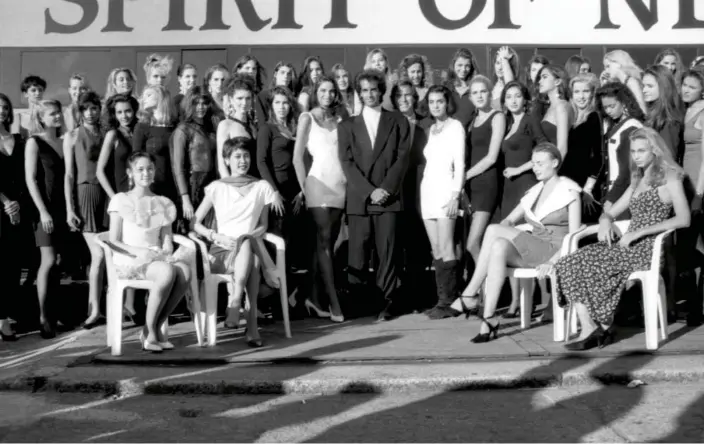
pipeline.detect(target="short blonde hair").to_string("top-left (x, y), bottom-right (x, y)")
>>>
top-left (28, 99), bottom-right (63, 136)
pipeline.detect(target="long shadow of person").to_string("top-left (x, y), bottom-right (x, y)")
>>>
top-left (304, 352), bottom-right (658, 443)
top-left (655, 392), bottom-right (704, 443)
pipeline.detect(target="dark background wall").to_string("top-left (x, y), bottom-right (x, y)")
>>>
top-left (1, 44), bottom-right (701, 107)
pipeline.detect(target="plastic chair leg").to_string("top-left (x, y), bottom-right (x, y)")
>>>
top-left (519, 278), bottom-right (534, 330)
top-left (206, 279), bottom-right (218, 347)
top-left (657, 277), bottom-right (668, 341)
top-left (643, 276), bottom-right (660, 351)
top-left (108, 285), bottom-right (125, 356)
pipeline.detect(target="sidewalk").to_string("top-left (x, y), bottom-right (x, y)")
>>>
top-left (2, 312), bottom-right (704, 396)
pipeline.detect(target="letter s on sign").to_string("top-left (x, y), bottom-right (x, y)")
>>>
top-left (45, 0), bottom-right (99, 34)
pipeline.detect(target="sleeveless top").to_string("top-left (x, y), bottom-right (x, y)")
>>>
top-left (74, 126), bottom-right (103, 185)
top-left (469, 111), bottom-right (499, 170)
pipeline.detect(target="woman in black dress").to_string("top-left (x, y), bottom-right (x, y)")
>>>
top-left (499, 81), bottom-right (539, 318)
top-left (564, 73), bottom-right (603, 221)
top-left (63, 91), bottom-right (107, 329)
top-left (257, 86), bottom-right (304, 269)
top-left (463, 75), bottom-right (506, 272)
top-left (0, 94), bottom-right (26, 341)
top-left (171, 86), bottom-right (218, 229)
top-left (258, 61), bottom-right (296, 120)
top-left (133, 85), bottom-right (177, 204)
top-left (536, 65), bottom-right (572, 161)
top-left (24, 100), bottom-right (66, 339)
top-left (232, 55), bottom-right (267, 127)
top-left (203, 64), bottom-right (230, 119)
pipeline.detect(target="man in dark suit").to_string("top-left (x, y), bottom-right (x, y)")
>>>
top-left (338, 70), bottom-right (411, 321)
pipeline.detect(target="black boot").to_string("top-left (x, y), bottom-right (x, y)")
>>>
top-left (428, 260), bottom-right (459, 319)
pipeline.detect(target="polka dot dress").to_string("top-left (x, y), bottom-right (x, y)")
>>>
top-left (555, 186), bottom-right (672, 324)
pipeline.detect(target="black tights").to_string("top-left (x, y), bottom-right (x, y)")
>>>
top-left (310, 207), bottom-right (343, 310)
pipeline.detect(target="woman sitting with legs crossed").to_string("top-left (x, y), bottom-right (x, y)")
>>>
top-left (450, 142), bottom-right (582, 343)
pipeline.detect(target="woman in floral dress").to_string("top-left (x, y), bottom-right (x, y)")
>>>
top-left (554, 127), bottom-right (690, 351)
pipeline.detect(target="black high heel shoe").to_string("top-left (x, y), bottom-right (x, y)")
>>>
top-left (450, 295), bottom-right (480, 319)
top-left (598, 326), bottom-right (616, 349)
top-left (502, 307), bottom-right (520, 319)
top-left (470, 316), bottom-right (500, 343)
top-left (244, 328), bottom-right (263, 348)
top-left (564, 326), bottom-right (604, 351)
top-left (39, 321), bottom-right (56, 340)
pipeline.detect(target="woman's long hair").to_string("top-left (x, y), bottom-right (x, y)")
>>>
top-left (0, 93), bottom-right (15, 131)
top-left (232, 55), bottom-right (266, 93)
top-left (309, 75), bottom-right (345, 119)
top-left (105, 67), bottom-right (137, 99)
top-left (443, 48), bottom-right (480, 90)
top-left (397, 54), bottom-right (433, 89)
top-left (569, 73), bottom-right (599, 127)
top-left (138, 84), bottom-right (174, 126)
top-left (500, 80), bottom-right (531, 130)
top-left (267, 86), bottom-right (299, 133)
top-left (268, 61), bottom-right (297, 91)
top-left (604, 50), bottom-right (643, 81)
top-left (629, 126), bottom-right (684, 187)
top-left (643, 65), bottom-right (685, 132)
top-left (596, 82), bottom-right (646, 127)
top-left (181, 86), bottom-right (217, 133)
top-left (654, 48), bottom-right (686, 86)
top-left (330, 63), bottom-right (355, 107)
top-left (297, 56), bottom-right (325, 96)
top-left (565, 55), bottom-right (591, 79)
top-left (102, 93), bottom-right (139, 132)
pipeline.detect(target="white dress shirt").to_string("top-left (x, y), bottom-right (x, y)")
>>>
top-left (362, 105), bottom-right (382, 149)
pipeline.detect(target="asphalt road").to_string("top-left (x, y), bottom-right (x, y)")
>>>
top-left (1, 383), bottom-right (703, 442)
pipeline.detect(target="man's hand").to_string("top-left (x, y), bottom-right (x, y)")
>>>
top-left (370, 188), bottom-right (389, 205)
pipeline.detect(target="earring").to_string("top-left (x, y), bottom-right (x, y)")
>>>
top-left (128, 176), bottom-right (134, 189)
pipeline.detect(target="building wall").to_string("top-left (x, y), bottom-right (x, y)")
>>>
top-left (2, 44), bottom-right (701, 107)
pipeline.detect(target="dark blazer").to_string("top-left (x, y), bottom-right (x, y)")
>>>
top-left (338, 108), bottom-right (411, 215)
top-left (402, 115), bottom-right (432, 213)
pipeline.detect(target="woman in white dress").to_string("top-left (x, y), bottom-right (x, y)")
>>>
top-left (107, 152), bottom-right (194, 352)
top-left (193, 137), bottom-right (279, 347)
top-left (420, 85), bottom-right (466, 320)
top-left (293, 75), bottom-right (347, 322)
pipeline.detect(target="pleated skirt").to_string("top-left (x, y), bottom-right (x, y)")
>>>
top-left (77, 183), bottom-right (108, 233)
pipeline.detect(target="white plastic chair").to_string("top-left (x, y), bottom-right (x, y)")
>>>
top-left (506, 224), bottom-right (585, 341)
top-left (95, 232), bottom-right (204, 356)
top-left (564, 220), bottom-right (672, 350)
top-left (189, 232), bottom-right (292, 346)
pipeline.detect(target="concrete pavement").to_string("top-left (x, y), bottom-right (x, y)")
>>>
top-left (2, 313), bottom-right (704, 396)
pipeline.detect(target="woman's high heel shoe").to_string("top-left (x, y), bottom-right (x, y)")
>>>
top-left (224, 306), bottom-right (241, 329)
top-left (39, 320), bottom-right (56, 339)
top-left (598, 326), bottom-right (616, 349)
top-left (449, 295), bottom-right (480, 319)
top-left (564, 326), bottom-right (604, 351)
top-left (244, 328), bottom-right (263, 348)
top-left (329, 306), bottom-right (345, 323)
top-left (304, 299), bottom-right (330, 318)
top-left (470, 316), bottom-right (500, 343)
top-left (140, 331), bottom-right (163, 353)
top-left (502, 307), bottom-right (520, 319)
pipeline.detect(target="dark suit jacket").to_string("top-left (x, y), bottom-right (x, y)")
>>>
top-left (402, 115), bottom-right (431, 213)
top-left (338, 109), bottom-right (411, 215)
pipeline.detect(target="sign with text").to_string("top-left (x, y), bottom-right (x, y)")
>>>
top-left (0, 0), bottom-right (702, 47)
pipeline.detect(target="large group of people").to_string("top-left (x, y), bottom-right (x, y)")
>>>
top-left (0, 46), bottom-right (702, 353)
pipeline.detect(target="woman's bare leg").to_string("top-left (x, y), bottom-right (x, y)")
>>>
top-left (156, 262), bottom-right (192, 342)
top-left (225, 240), bottom-right (253, 327)
top-left (245, 255), bottom-right (262, 342)
top-left (82, 233), bottom-right (105, 325)
top-left (477, 238), bottom-right (522, 334)
top-left (143, 262), bottom-right (176, 343)
top-left (36, 246), bottom-right (57, 326)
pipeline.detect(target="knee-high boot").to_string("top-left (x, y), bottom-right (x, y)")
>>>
top-left (427, 260), bottom-right (459, 319)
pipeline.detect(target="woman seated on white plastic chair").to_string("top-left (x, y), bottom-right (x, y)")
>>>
top-left (108, 152), bottom-right (194, 353)
top-left (192, 136), bottom-right (279, 348)
top-left (450, 142), bottom-right (582, 343)
top-left (554, 127), bottom-right (689, 351)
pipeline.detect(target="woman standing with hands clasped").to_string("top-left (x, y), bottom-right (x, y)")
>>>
top-left (420, 85), bottom-right (466, 320)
